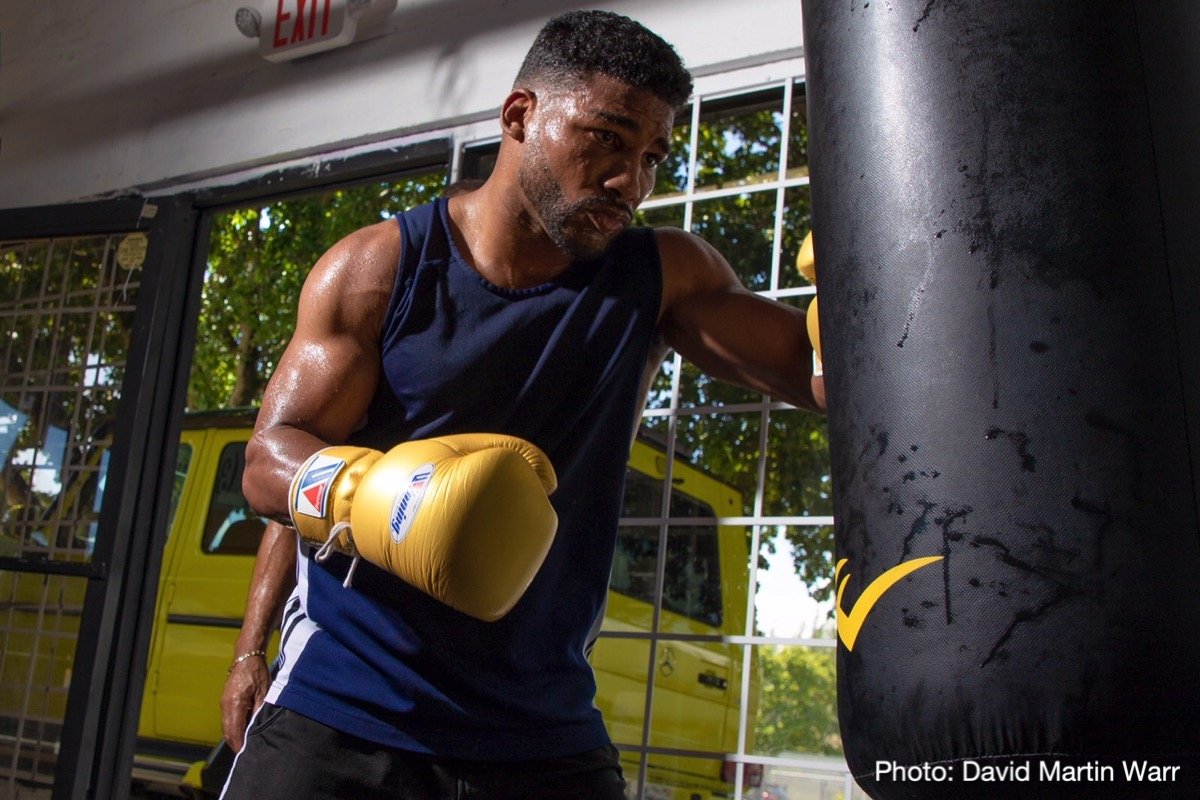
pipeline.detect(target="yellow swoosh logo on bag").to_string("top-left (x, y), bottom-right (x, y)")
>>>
top-left (835, 556), bottom-right (943, 651)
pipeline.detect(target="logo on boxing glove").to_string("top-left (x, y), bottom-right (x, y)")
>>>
top-left (389, 464), bottom-right (435, 544)
top-left (294, 455), bottom-right (347, 518)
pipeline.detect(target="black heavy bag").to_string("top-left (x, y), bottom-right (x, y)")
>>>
top-left (802, 1), bottom-right (1200, 798)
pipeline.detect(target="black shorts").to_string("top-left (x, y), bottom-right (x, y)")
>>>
top-left (220, 704), bottom-right (627, 800)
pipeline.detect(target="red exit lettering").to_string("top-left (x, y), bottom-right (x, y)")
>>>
top-left (273, 0), bottom-right (335, 49)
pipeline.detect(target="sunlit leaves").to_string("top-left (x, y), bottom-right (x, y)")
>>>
top-left (755, 645), bottom-right (841, 756)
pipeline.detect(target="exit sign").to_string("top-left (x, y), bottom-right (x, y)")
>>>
top-left (255, 0), bottom-right (396, 62)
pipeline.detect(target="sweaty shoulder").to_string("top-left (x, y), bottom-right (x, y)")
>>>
top-left (298, 218), bottom-right (401, 341)
top-left (652, 226), bottom-right (741, 324)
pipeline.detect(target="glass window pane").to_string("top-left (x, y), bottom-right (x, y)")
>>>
top-left (634, 204), bottom-right (684, 230)
top-left (590, 635), bottom-right (650, 743)
top-left (2, 233), bottom-right (138, 564)
top-left (40, 238), bottom-right (71, 310)
top-left (647, 636), bottom-right (745, 792)
top-left (617, 449), bottom-right (748, 634)
top-left (673, 412), bottom-right (762, 517)
top-left (678, 359), bottom-right (761, 408)
top-left (0, 243), bottom-right (40, 318)
top-left (648, 113), bottom-right (692, 200)
top-left (0, 229), bottom-right (142, 784)
top-left (781, 185), bottom-right (815, 291)
top-left (166, 444), bottom-right (193, 535)
top-left (762, 403), bottom-right (832, 517)
top-left (641, 352), bottom-right (676, 412)
top-left (201, 442), bottom-right (266, 556)
top-left (2, 312), bottom-right (33, 381)
top-left (787, 82), bottom-right (811, 176)
top-left (610, 523), bottom-right (725, 629)
top-left (0, 570), bottom-right (87, 786)
top-left (755, 526), bottom-right (836, 639)
top-left (690, 190), bottom-right (778, 292)
top-left (696, 88), bottom-right (785, 191)
top-left (752, 644), bottom-right (840, 759)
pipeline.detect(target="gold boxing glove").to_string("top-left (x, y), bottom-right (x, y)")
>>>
top-left (796, 229), bottom-right (816, 284)
top-left (797, 230), bottom-right (822, 375)
top-left (289, 434), bottom-right (558, 621)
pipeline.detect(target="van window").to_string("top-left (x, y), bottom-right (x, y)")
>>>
top-left (167, 444), bottom-right (192, 534)
top-left (201, 443), bottom-right (266, 555)
top-left (613, 469), bottom-right (723, 628)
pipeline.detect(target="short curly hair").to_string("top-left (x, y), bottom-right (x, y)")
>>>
top-left (515, 10), bottom-right (693, 109)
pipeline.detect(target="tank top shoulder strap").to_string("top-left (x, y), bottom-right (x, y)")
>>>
top-left (381, 199), bottom-right (450, 336)
top-left (395, 199), bottom-right (451, 270)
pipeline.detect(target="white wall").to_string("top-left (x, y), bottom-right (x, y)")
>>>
top-left (0, 0), bottom-right (803, 210)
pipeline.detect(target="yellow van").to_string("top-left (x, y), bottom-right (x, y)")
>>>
top-left (1, 410), bottom-right (760, 798)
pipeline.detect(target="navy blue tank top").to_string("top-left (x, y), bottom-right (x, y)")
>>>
top-left (266, 198), bottom-right (662, 760)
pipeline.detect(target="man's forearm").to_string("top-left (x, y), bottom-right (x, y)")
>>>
top-left (234, 520), bottom-right (297, 659)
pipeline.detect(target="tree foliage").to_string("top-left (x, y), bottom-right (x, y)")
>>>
top-left (755, 644), bottom-right (842, 756)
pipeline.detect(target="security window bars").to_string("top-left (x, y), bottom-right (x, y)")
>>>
top-left (0, 231), bottom-right (142, 791)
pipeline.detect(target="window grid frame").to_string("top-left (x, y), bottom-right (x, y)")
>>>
top-left (601, 73), bottom-right (843, 797)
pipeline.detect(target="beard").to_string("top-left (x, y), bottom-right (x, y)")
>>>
top-left (518, 143), bottom-right (632, 261)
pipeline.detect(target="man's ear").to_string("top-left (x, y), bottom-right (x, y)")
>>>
top-left (501, 88), bottom-right (537, 142)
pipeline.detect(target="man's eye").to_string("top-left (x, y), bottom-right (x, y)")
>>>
top-left (595, 130), bottom-right (618, 145)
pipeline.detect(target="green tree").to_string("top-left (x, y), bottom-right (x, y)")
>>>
top-left (755, 644), bottom-right (841, 756)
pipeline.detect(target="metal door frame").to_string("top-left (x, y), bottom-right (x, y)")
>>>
top-left (0, 135), bottom-right (450, 800)
top-left (0, 195), bottom-right (204, 800)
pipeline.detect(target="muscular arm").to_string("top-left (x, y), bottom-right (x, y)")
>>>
top-left (243, 219), bottom-right (401, 520)
top-left (220, 520), bottom-right (296, 750)
top-left (226, 222), bottom-right (399, 743)
top-left (656, 227), bottom-right (825, 413)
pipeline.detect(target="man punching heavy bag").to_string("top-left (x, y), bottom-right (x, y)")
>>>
top-left (802, 1), bottom-right (1200, 798)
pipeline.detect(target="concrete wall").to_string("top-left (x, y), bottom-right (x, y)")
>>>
top-left (0, 0), bottom-right (804, 209)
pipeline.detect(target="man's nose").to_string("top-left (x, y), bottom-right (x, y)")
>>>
top-left (602, 157), bottom-right (650, 206)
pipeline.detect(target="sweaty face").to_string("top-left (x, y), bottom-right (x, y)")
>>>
top-left (518, 140), bottom-right (612, 259)
top-left (519, 145), bottom-right (645, 261)
top-left (517, 76), bottom-right (674, 260)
